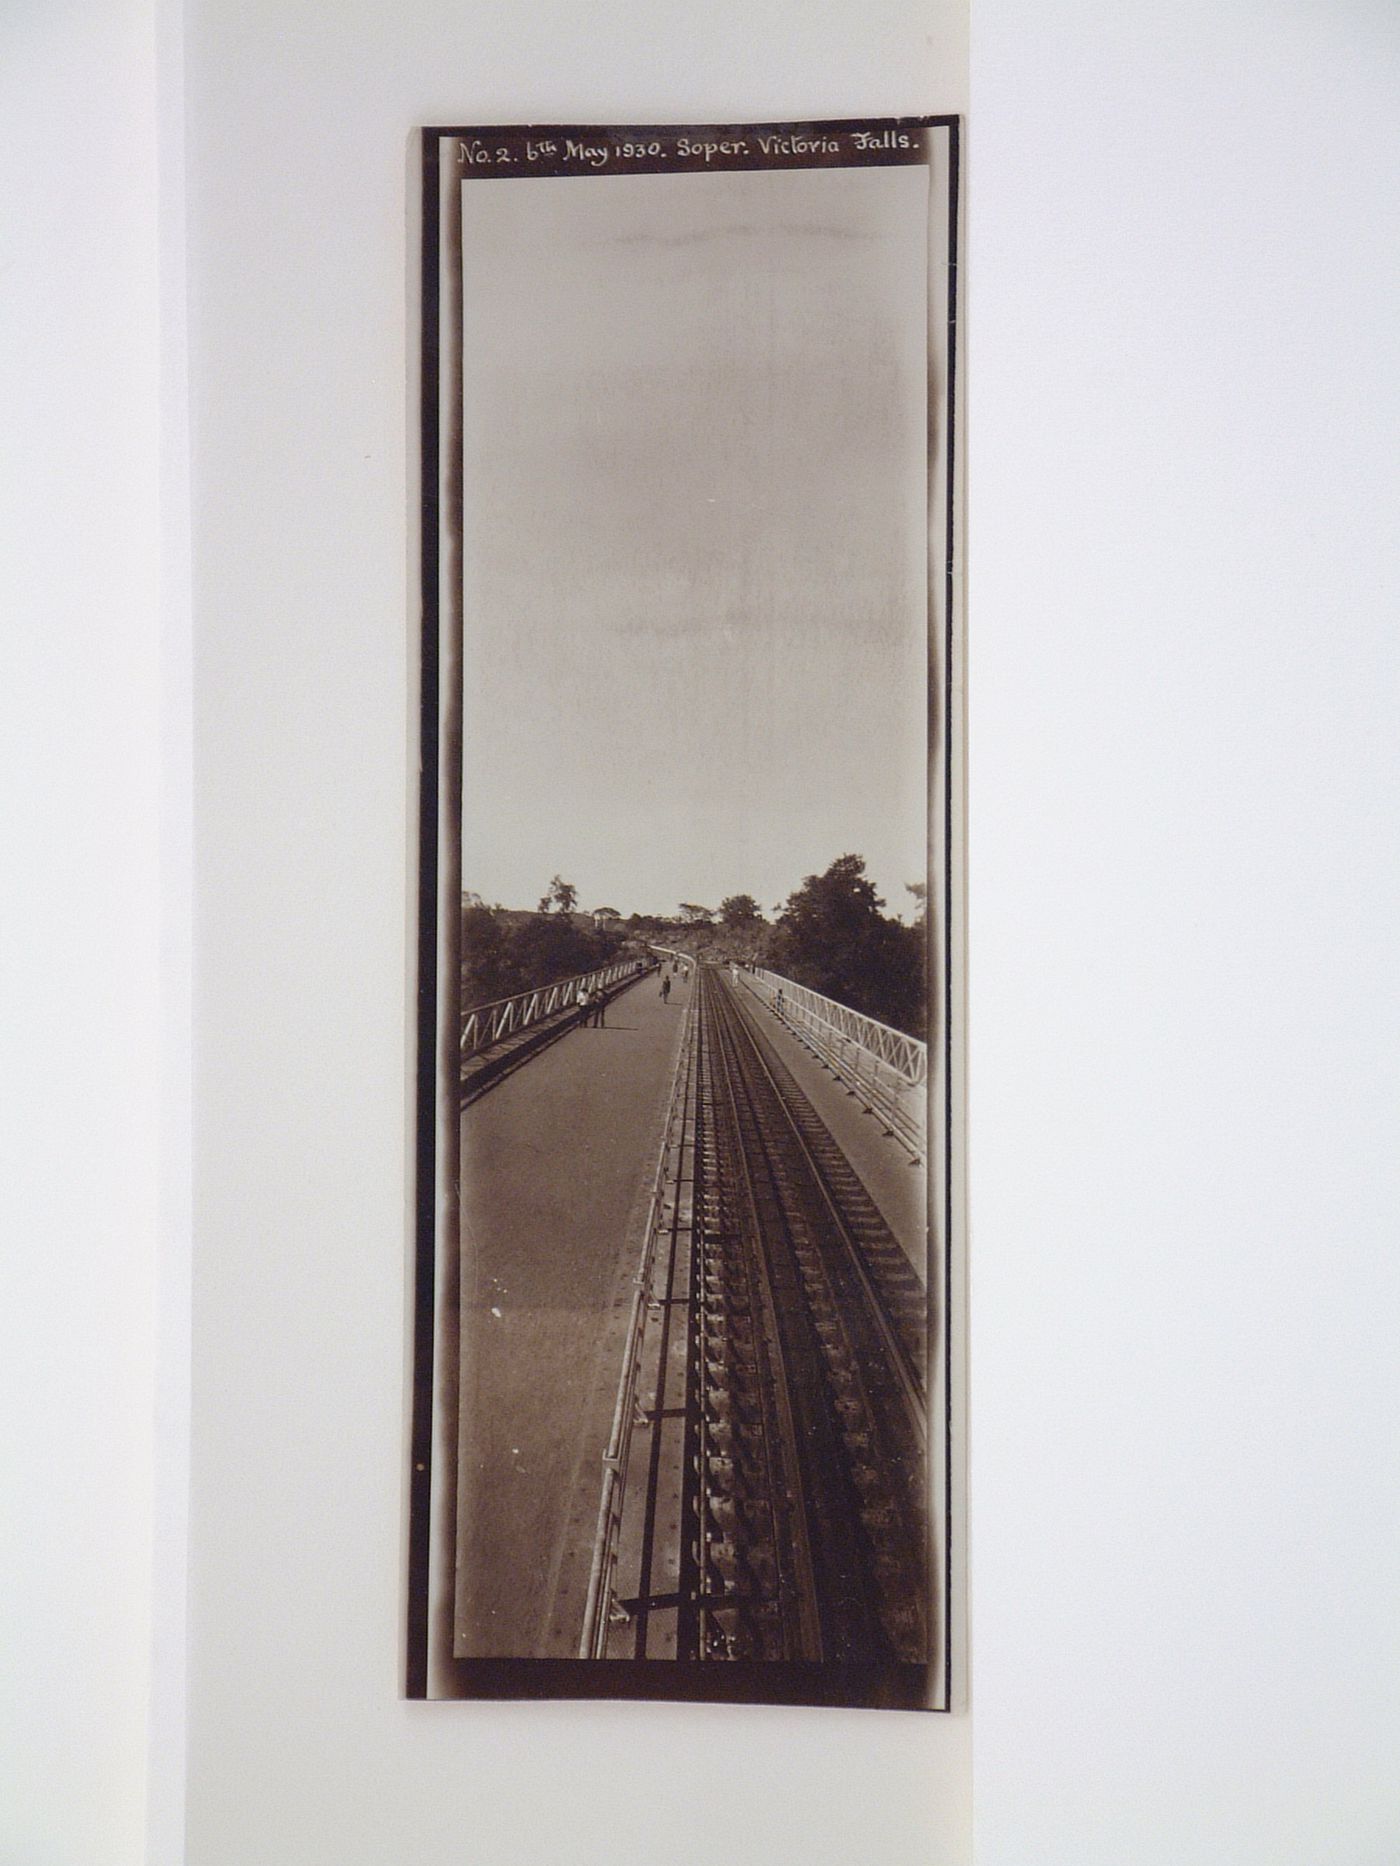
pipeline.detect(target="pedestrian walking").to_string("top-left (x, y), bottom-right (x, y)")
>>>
top-left (661, 974), bottom-right (671, 1003)
top-left (576, 983), bottom-right (591, 1030)
top-left (591, 985), bottom-right (606, 1027)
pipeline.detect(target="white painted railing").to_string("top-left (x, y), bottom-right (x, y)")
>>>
top-left (460, 958), bottom-right (645, 1059)
top-left (648, 943), bottom-right (693, 975)
top-left (738, 968), bottom-right (928, 1162)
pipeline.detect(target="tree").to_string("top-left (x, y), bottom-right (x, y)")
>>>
top-left (769, 853), bottom-right (925, 1038)
top-left (537, 874), bottom-right (578, 914)
top-left (461, 904), bottom-right (516, 1008)
top-left (905, 881), bottom-right (927, 924)
top-left (678, 903), bottom-right (713, 925)
top-left (512, 911), bottom-right (600, 982)
top-left (719, 893), bottom-right (763, 927)
top-left (463, 902), bottom-right (626, 1013)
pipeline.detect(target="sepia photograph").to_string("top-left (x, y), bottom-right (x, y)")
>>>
top-left (410, 118), bottom-right (961, 1709)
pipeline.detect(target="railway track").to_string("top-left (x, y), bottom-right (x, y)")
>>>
top-left (585, 964), bottom-right (931, 1665)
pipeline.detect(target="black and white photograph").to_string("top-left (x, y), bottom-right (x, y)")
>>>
top-left (409, 118), bottom-right (962, 1709)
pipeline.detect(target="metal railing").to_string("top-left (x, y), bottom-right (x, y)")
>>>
top-left (737, 967), bottom-right (928, 1162)
top-left (460, 958), bottom-right (645, 1059)
top-left (648, 943), bottom-right (692, 970)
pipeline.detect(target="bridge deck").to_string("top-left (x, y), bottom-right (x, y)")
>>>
top-left (455, 966), bottom-right (690, 1657)
top-left (454, 962), bottom-right (925, 1660)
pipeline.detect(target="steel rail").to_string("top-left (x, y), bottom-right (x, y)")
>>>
top-left (704, 970), bottom-right (930, 1661)
top-left (723, 978), bottom-right (928, 1434)
top-left (581, 965), bottom-right (928, 1664)
top-left (697, 976), bottom-right (829, 1660)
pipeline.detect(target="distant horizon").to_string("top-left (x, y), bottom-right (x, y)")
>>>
top-left (462, 849), bottom-right (928, 925)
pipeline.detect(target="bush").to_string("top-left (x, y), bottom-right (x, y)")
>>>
top-left (461, 906), bottom-right (627, 1011)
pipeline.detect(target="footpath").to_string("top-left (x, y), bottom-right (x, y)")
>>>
top-left (454, 964), bottom-right (691, 1657)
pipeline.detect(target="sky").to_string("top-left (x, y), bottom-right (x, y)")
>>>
top-left (459, 162), bottom-right (931, 921)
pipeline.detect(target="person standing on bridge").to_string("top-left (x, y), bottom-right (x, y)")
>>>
top-left (590, 983), bottom-right (606, 1027)
top-left (660, 973), bottom-right (671, 1003)
top-left (575, 983), bottom-right (591, 1030)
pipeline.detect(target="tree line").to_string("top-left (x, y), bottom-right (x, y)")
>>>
top-left (461, 854), bottom-right (927, 1040)
top-left (651, 857), bottom-right (925, 1037)
top-left (460, 903), bottom-right (628, 1011)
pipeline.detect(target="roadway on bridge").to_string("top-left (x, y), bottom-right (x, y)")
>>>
top-left (455, 964), bottom-right (691, 1657)
top-left (454, 959), bottom-right (925, 1661)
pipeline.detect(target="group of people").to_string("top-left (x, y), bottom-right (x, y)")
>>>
top-left (576, 957), bottom-right (689, 1029)
top-left (575, 982), bottom-right (608, 1028)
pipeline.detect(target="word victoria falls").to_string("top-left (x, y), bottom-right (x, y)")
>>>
top-left (456, 123), bottom-right (923, 173)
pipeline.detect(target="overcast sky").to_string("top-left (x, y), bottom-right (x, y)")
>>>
top-left (460, 161), bottom-right (931, 920)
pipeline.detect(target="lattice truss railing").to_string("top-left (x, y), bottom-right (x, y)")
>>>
top-left (739, 968), bottom-right (928, 1161)
top-left (460, 958), bottom-right (644, 1059)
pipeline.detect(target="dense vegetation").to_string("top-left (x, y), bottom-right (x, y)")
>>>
top-left (766, 855), bottom-right (926, 1039)
top-left (461, 904), bottom-right (628, 1011)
